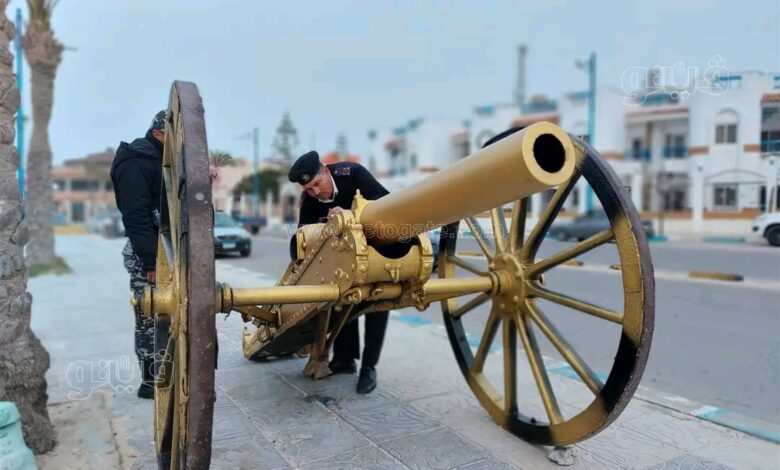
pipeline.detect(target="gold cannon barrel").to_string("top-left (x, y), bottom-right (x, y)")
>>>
top-left (358, 122), bottom-right (576, 244)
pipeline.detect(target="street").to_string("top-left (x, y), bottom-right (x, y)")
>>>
top-left (220, 232), bottom-right (780, 426)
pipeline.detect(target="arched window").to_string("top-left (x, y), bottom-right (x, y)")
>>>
top-left (714, 109), bottom-right (739, 144)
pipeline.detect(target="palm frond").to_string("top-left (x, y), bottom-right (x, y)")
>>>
top-left (26, 0), bottom-right (59, 25)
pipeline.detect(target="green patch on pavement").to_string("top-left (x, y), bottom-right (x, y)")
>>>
top-left (29, 256), bottom-right (73, 278)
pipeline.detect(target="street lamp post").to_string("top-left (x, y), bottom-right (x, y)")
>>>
top-left (239, 127), bottom-right (261, 219)
top-left (15, 8), bottom-right (24, 201)
top-left (576, 52), bottom-right (597, 211)
top-left (252, 127), bottom-right (260, 219)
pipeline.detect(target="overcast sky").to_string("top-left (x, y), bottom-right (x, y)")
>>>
top-left (5, 0), bottom-right (779, 165)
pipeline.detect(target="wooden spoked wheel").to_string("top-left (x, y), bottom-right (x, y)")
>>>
top-left (439, 138), bottom-right (654, 446)
top-left (152, 81), bottom-right (217, 470)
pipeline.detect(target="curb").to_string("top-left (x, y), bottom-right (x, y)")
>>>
top-left (54, 225), bottom-right (87, 235)
top-left (702, 236), bottom-right (747, 244)
top-left (688, 271), bottom-right (744, 282)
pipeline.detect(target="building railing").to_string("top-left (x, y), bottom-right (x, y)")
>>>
top-left (662, 146), bottom-right (688, 158)
top-left (625, 148), bottom-right (651, 161)
top-left (761, 140), bottom-right (780, 152)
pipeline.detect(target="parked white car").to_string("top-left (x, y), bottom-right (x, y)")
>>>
top-left (214, 212), bottom-right (252, 257)
top-left (752, 212), bottom-right (780, 247)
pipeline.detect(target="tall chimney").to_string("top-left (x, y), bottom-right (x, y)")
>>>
top-left (514, 44), bottom-right (528, 111)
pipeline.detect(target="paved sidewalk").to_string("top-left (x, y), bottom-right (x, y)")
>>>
top-left (29, 235), bottom-right (780, 469)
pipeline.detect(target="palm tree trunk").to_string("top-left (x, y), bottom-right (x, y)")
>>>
top-left (0, 2), bottom-right (56, 453)
top-left (22, 15), bottom-right (62, 267)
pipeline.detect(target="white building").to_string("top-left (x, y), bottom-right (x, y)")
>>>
top-left (366, 117), bottom-right (468, 192)
top-left (367, 69), bottom-right (780, 236)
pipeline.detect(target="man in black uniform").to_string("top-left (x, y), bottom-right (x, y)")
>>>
top-left (110, 110), bottom-right (166, 399)
top-left (288, 150), bottom-right (389, 394)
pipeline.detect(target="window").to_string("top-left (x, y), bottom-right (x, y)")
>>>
top-left (761, 130), bottom-right (780, 152)
top-left (71, 202), bottom-right (85, 222)
top-left (410, 153), bottom-right (418, 170)
top-left (759, 185), bottom-right (780, 211)
top-left (629, 138), bottom-right (647, 160)
top-left (713, 184), bottom-right (737, 210)
top-left (715, 124), bottom-right (737, 144)
top-left (53, 180), bottom-right (66, 191)
top-left (664, 134), bottom-right (687, 158)
top-left (70, 180), bottom-right (100, 191)
top-left (714, 110), bottom-right (738, 144)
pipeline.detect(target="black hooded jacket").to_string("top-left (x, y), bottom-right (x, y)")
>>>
top-left (110, 130), bottom-right (163, 271)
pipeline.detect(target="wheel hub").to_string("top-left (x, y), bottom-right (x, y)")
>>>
top-left (489, 252), bottom-right (528, 313)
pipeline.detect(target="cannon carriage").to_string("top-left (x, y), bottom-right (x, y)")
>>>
top-left (137, 82), bottom-right (654, 469)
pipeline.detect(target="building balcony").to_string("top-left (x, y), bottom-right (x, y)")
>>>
top-left (625, 148), bottom-right (651, 161)
top-left (761, 139), bottom-right (780, 153)
top-left (662, 146), bottom-right (688, 158)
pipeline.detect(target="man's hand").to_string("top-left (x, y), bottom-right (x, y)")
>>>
top-left (328, 207), bottom-right (343, 217)
top-left (146, 271), bottom-right (156, 283)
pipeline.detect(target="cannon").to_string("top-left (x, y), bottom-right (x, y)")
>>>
top-left (136, 82), bottom-right (654, 469)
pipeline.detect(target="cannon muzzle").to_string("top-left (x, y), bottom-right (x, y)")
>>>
top-left (357, 122), bottom-right (576, 244)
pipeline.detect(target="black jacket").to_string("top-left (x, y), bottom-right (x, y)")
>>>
top-left (110, 130), bottom-right (164, 271)
top-left (298, 162), bottom-right (389, 227)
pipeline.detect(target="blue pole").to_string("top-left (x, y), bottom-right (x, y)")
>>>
top-left (252, 126), bottom-right (260, 218)
top-left (15, 8), bottom-right (24, 201)
top-left (585, 52), bottom-right (596, 211)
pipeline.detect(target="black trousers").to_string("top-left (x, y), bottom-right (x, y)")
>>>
top-left (332, 311), bottom-right (389, 368)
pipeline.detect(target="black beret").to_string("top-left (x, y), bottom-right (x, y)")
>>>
top-left (288, 151), bottom-right (322, 184)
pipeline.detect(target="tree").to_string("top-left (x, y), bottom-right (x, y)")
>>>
top-left (0, 2), bottom-right (56, 453)
top-left (209, 149), bottom-right (234, 168)
top-left (233, 169), bottom-right (284, 203)
top-left (271, 112), bottom-right (299, 165)
top-left (22, 0), bottom-right (64, 267)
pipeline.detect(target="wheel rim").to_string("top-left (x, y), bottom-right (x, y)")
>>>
top-left (153, 81), bottom-right (216, 470)
top-left (440, 138), bottom-right (654, 446)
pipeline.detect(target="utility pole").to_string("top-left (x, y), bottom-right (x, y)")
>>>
top-left (15, 8), bottom-right (24, 201)
top-left (577, 52), bottom-right (597, 211)
top-left (238, 127), bottom-right (261, 218)
top-left (252, 126), bottom-right (260, 218)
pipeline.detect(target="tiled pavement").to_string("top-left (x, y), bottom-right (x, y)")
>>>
top-left (30, 236), bottom-right (780, 469)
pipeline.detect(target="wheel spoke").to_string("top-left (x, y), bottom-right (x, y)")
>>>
top-left (465, 217), bottom-right (494, 260)
top-left (527, 283), bottom-right (623, 324)
top-left (508, 198), bottom-right (529, 253)
top-left (526, 229), bottom-right (613, 278)
top-left (503, 314), bottom-right (517, 413)
top-left (447, 255), bottom-right (488, 276)
top-left (490, 208), bottom-right (508, 253)
top-left (523, 171), bottom-right (581, 259)
top-left (450, 293), bottom-right (490, 319)
top-left (524, 300), bottom-right (604, 394)
top-left (471, 305), bottom-right (500, 373)
top-left (163, 168), bottom-right (179, 259)
top-left (515, 311), bottom-right (563, 425)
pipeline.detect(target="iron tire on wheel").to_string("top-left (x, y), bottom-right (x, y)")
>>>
top-left (439, 137), bottom-right (654, 446)
top-left (152, 81), bottom-right (217, 470)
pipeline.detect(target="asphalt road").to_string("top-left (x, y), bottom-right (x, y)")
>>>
top-left (218, 233), bottom-right (780, 425)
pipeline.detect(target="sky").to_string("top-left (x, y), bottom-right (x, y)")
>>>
top-left (5, 0), bottom-right (780, 165)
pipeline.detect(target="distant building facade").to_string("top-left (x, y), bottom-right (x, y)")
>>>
top-left (52, 148), bottom-right (116, 223)
top-left (367, 70), bottom-right (780, 235)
